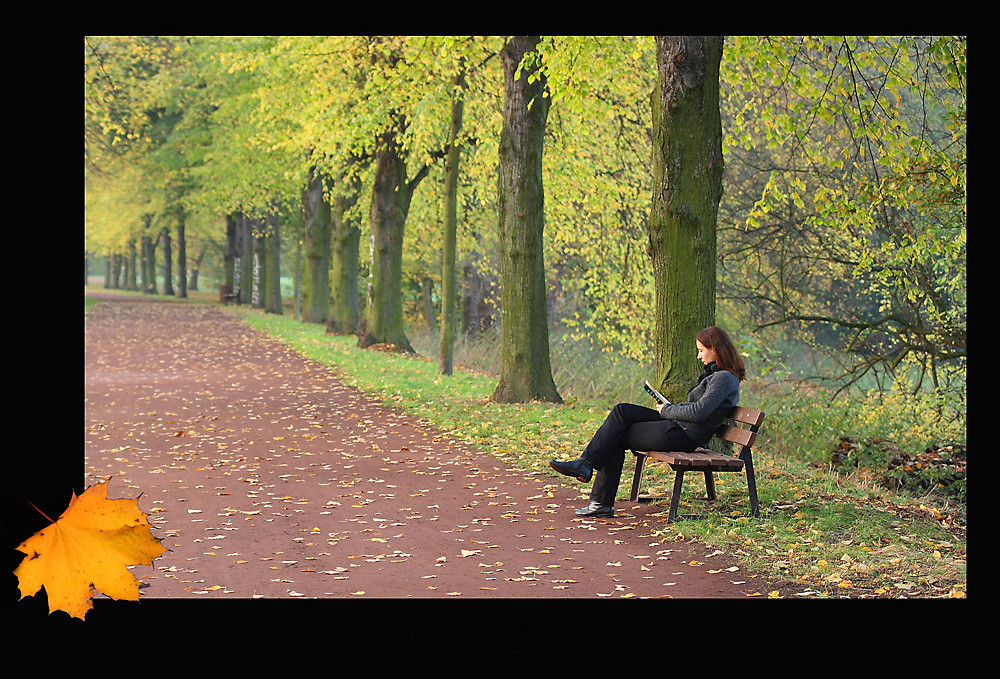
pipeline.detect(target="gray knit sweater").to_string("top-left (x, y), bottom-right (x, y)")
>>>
top-left (658, 363), bottom-right (740, 445)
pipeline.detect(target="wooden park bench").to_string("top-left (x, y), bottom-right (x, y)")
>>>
top-left (219, 284), bottom-right (240, 305)
top-left (630, 406), bottom-right (764, 523)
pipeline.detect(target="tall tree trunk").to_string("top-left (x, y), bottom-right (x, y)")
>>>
top-left (224, 214), bottom-right (237, 292)
top-left (140, 238), bottom-right (149, 293)
top-left (294, 235), bottom-right (302, 320)
top-left (190, 246), bottom-right (204, 291)
top-left (141, 214), bottom-right (155, 294)
top-left (649, 36), bottom-right (725, 400)
top-left (327, 163), bottom-right (363, 335)
top-left (239, 214), bottom-right (254, 305)
top-left (161, 226), bottom-right (174, 296)
top-left (492, 36), bottom-right (561, 404)
top-left (302, 167), bottom-right (332, 324)
top-left (358, 126), bottom-right (421, 353)
top-left (125, 238), bottom-right (138, 291)
top-left (264, 210), bottom-right (282, 314)
top-left (111, 254), bottom-right (122, 288)
top-left (144, 231), bottom-right (160, 295)
top-left (176, 210), bottom-right (187, 298)
top-left (439, 63), bottom-right (466, 376)
top-left (251, 217), bottom-right (265, 309)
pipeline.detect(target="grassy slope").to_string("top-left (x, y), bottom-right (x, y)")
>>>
top-left (232, 305), bottom-right (966, 599)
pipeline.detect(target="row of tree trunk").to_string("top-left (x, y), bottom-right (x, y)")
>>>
top-left (100, 215), bottom-right (181, 295)
top-left (223, 212), bottom-right (283, 314)
top-left (103, 36), bottom-right (724, 407)
top-left (223, 36), bottom-right (724, 405)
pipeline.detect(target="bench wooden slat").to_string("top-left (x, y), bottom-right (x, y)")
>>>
top-left (643, 449), bottom-right (744, 470)
top-left (730, 406), bottom-right (764, 427)
top-left (716, 424), bottom-right (756, 447)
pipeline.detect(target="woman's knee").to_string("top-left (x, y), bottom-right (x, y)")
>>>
top-left (610, 402), bottom-right (655, 424)
top-left (610, 402), bottom-right (630, 420)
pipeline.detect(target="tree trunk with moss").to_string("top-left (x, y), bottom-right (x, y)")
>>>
top-left (141, 219), bottom-right (156, 294)
top-left (492, 36), bottom-right (561, 404)
top-left (161, 226), bottom-right (174, 296)
top-left (251, 218), bottom-right (265, 309)
top-left (263, 209), bottom-right (282, 314)
top-left (239, 215), bottom-right (254, 305)
top-left (649, 36), bottom-right (725, 400)
top-left (327, 163), bottom-right (363, 335)
top-left (125, 238), bottom-right (138, 291)
top-left (358, 128), bottom-right (421, 353)
top-left (224, 214), bottom-right (237, 294)
top-left (176, 210), bottom-right (187, 298)
top-left (302, 168), bottom-right (332, 324)
top-left (439, 65), bottom-right (466, 376)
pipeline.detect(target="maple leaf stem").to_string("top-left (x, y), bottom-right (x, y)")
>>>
top-left (26, 499), bottom-right (55, 524)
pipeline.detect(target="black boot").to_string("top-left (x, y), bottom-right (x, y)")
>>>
top-left (575, 501), bottom-right (615, 518)
top-left (548, 458), bottom-right (593, 483)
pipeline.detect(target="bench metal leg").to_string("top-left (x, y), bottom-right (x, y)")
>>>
top-left (667, 470), bottom-right (685, 523)
top-left (743, 453), bottom-right (760, 518)
top-left (704, 471), bottom-right (716, 501)
top-left (630, 454), bottom-right (647, 501)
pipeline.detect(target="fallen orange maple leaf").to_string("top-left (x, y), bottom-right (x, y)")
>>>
top-left (13, 479), bottom-right (167, 620)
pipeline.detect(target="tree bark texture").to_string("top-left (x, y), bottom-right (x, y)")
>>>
top-left (125, 238), bottom-right (138, 291)
top-left (302, 168), bottom-right (332, 324)
top-left (140, 217), bottom-right (155, 294)
top-left (439, 65), bottom-right (466, 376)
top-left (161, 226), bottom-right (174, 296)
top-left (224, 214), bottom-right (237, 292)
top-left (327, 164), bottom-right (363, 335)
top-left (251, 217), bottom-right (265, 309)
top-left (176, 210), bottom-right (187, 298)
top-left (238, 215), bottom-right (254, 304)
top-left (359, 128), bottom-right (416, 353)
top-left (111, 254), bottom-right (121, 288)
top-left (492, 36), bottom-right (561, 404)
top-left (264, 210), bottom-right (282, 314)
top-left (265, 216), bottom-right (281, 313)
top-left (649, 36), bottom-right (725, 400)
top-left (190, 246), bottom-right (204, 291)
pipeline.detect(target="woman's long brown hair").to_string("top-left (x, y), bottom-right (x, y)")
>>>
top-left (697, 326), bottom-right (746, 382)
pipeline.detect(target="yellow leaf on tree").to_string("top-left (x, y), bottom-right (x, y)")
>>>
top-left (14, 480), bottom-right (167, 620)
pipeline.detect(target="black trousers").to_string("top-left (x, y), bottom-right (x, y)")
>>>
top-left (581, 403), bottom-right (697, 506)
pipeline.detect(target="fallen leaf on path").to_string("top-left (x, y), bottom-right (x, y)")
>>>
top-left (14, 480), bottom-right (166, 620)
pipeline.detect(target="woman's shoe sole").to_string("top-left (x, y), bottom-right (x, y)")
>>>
top-left (548, 460), bottom-right (589, 482)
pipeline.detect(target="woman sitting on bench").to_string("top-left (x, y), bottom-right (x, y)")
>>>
top-left (549, 326), bottom-right (746, 518)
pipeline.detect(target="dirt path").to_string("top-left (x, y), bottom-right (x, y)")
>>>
top-left (84, 293), bottom-right (796, 599)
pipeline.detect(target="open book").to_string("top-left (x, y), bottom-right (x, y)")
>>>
top-left (644, 380), bottom-right (671, 405)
